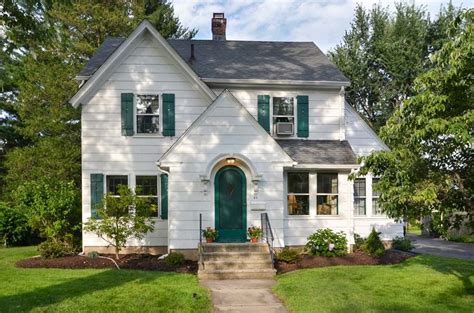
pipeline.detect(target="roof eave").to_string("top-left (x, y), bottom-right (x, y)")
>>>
top-left (287, 163), bottom-right (360, 169)
top-left (75, 75), bottom-right (91, 81)
top-left (202, 78), bottom-right (350, 89)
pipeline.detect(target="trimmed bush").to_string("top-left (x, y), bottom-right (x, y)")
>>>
top-left (365, 228), bottom-right (385, 257)
top-left (353, 233), bottom-right (366, 252)
top-left (38, 240), bottom-right (75, 258)
top-left (165, 252), bottom-right (185, 266)
top-left (391, 236), bottom-right (414, 251)
top-left (306, 228), bottom-right (348, 257)
top-left (277, 247), bottom-right (300, 263)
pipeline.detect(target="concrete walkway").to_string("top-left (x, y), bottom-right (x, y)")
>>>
top-left (408, 234), bottom-right (474, 261)
top-left (201, 279), bottom-right (288, 313)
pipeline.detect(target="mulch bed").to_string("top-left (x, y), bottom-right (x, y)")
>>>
top-left (16, 253), bottom-right (198, 274)
top-left (276, 249), bottom-right (415, 274)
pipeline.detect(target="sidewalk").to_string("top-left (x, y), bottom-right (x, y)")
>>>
top-left (201, 279), bottom-right (288, 313)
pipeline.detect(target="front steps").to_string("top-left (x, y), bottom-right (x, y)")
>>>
top-left (198, 243), bottom-right (276, 280)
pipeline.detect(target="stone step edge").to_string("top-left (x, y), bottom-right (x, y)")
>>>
top-left (199, 268), bottom-right (276, 274)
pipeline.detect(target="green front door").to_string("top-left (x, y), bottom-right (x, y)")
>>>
top-left (215, 166), bottom-right (247, 242)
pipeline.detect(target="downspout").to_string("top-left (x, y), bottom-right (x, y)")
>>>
top-left (155, 161), bottom-right (171, 255)
top-left (155, 161), bottom-right (170, 176)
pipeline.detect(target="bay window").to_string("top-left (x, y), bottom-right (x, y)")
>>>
top-left (316, 174), bottom-right (338, 215)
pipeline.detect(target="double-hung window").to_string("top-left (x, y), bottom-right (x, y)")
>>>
top-left (316, 174), bottom-right (338, 215)
top-left (136, 176), bottom-right (159, 218)
top-left (273, 97), bottom-right (295, 136)
top-left (106, 175), bottom-right (128, 195)
top-left (287, 172), bottom-right (309, 215)
top-left (353, 178), bottom-right (366, 215)
top-left (372, 178), bottom-right (382, 215)
top-left (136, 95), bottom-right (160, 134)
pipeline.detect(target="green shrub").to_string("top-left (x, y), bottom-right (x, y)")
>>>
top-left (38, 240), bottom-right (75, 258)
top-left (353, 233), bottom-right (366, 251)
top-left (165, 252), bottom-right (185, 266)
top-left (365, 228), bottom-right (385, 257)
top-left (447, 235), bottom-right (474, 244)
top-left (87, 251), bottom-right (99, 259)
top-left (277, 247), bottom-right (300, 263)
top-left (391, 236), bottom-right (414, 251)
top-left (306, 228), bottom-right (348, 257)
top-left (0, 203), bottom-right (32, 247)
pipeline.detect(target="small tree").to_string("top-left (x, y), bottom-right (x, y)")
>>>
top-left (365, 228), bottom-right (385, 257)
top-left (83, 185), bottom-right (155, 259)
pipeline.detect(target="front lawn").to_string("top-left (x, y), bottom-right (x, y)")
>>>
top-left (0, 247), bottom-right (211, 312)
top-left (274, 255), bottom-right (474, 313)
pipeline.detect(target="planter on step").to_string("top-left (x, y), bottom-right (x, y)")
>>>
top-left (206, 238), bottom-right (214, 243)
top-left (250, 237), bottom-right (258, 243)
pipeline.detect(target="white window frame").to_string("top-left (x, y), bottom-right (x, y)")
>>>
top-left (105, 174), bottom-right (129, 197)
top-left (271, 96), bottom-right (298, 138)
top-left (372, 177), bottom-right (383, 216)
top-left (316, 173), bottom-right (339, 216)
top-left (134, 94), bottom-right (163, 136)
top-left (135, 175), bottom-right (161, 219)
top-left (286, 171), bottom-right (310, 216)
top-left (353, 178), bottom-right (367, 216)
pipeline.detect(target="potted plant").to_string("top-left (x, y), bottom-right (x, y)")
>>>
top-left (248, 225), bottom-right (263, 243)
top-left (203, 227), bottom-right (218, 243)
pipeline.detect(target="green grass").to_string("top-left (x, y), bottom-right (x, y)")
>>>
top-left (448, 235), bottom-right (474, 244)
top-left (407, 225), bottom-right (422, 235)
top-left (0, 247), bottom-right (211, 312)
top-left (274, 255), bottom-right (474, 313)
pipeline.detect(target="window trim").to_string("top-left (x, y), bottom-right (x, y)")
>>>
top-left (271, 96), bottom-right (298, 138)
top-left (105, 174), bottom-right (129, 197)
top-left (134, 94), bottom-right (163, 136)
top-left (135, 175), bottom-right (161, 219)
top-left (372, 177), bottom-right (383, 216)
top-left (353, 178), bottom-right (367, 216)
top-left (316, 173), bottom-right (339, 216)
top-left (286, 171), bottom-right (310, 216)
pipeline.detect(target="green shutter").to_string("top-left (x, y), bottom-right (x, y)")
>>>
top-left (121, 93), bottom-right (134, 136)
top-left (90, 173), bottom-right (104, 218)
top-left (160, 174), bottom-right (168, 220)
top-left (162, 93), bottom-right (175, 136)
top-left (257, 95), bottom-right (270, 133)
top-left (297, 95), bottom-right (309, 137)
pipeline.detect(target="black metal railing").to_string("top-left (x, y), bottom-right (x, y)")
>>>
top-left (198, 213), bottom-right (204, 269)
top-left (261, 212), bottom-right (275, 264)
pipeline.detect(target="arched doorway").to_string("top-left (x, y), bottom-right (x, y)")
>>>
top-left (214, 166), bottom-right (247, 242)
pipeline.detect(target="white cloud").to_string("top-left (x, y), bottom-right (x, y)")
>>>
top-left (172, 0), bottom-right (473, 52)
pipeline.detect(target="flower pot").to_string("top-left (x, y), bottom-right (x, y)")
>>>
top-left (206, 238), bottom-right (214, 243)
top-left (251, 237), bottom-right (258, 243)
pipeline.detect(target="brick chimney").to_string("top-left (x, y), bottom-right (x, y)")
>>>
top-left (212, 13), bottom-right (226, 40)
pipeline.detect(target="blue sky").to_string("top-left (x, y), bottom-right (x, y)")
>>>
top-left (172, 0), bottom-right (473, 52)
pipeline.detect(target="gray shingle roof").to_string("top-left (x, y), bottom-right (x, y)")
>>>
top-left (77, 37), bottom-right (349, 83)
top-left (276, 140), bottom-right (358, 165)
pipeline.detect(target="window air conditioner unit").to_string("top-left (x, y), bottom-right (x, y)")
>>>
top-left (276, 122), bottom-right (294, 136)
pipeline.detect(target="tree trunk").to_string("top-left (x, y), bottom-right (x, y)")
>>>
top-left (115, 246), bottom-right (120, 260)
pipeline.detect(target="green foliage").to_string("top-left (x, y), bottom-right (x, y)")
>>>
top-left (353, 233), bottom-right (367, 251)
top-left (86, 251), bottom-right (99, 259)
top-left (277, 247), bottom-right (300, 263)
top-left (202, 227), bottom-right (218, 240)
top-left (247, 225), bottom-right (263, 239)
top-left (38, 240), bottom-right (75, 259)
top-left (165, 252), bottom-right (185, 266)
top-left (365, 228), bottom-right (385, 257)
top-left (358, 9), bottom-right (474, 236)
top-left (13, 179), bottom-right (80, 250)
top-left (83, 185), bottom-right (155, 259)
top-left (329, 2), bottom-right (461, 131)
top-left (447, 235), bottom-right (474, 244)
top-left (0, 202), bottom-right (31, 247)
top-left (391, 236), bottom-right (414, 251)
top-left (305, 228), bottom-right (348, 257)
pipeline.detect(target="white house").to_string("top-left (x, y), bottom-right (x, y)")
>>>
top-left (70, 14), bottom-right (403, 260)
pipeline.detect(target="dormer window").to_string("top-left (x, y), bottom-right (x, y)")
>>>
top-left (136, 95), bottom-right (160, 134)
top-left (273, 97), bottom-right (294, 136)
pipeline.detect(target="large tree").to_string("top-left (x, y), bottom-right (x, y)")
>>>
top-left (329, 2), bottom-right (461, 131)
top-left (0, 0), bottom-right (196, 196)
top-left (358, 9), bottom-right (473, 235)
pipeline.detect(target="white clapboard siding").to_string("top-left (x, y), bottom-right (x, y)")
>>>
top-left (345, 103), bottom-right (387, 156)
top-left (220, 88), bottom-right (344, 140)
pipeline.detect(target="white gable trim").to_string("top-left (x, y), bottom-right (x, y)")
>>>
top-left (158, 89), bottom-right (294, 165)
top-left (345, 102), bottom-right (389, 151)
top-left (69, 20), bottom-right (216, 107)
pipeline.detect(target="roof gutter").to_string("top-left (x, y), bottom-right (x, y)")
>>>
top-left (75, 75), bottom-right (91, 81)
top-left (201, 78), bottom-right (350, 89)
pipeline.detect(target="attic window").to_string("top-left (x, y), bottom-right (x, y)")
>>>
top-left (136, 95), bottom-right (160, 134)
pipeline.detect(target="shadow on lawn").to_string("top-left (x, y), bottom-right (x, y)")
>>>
top-left (0, 269), bottom-right (165, 312)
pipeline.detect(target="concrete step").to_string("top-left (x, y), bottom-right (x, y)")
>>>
top-left (198, 268), bottom-right (276, 280)
top-left (203, 260), bottom-right (273, 271)
top-left (214, 304), bottom-right (287, 313)
top-left (201, 243), bottom-right (269, 253)
top-left (202, 252), bottom-right (272, 262)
